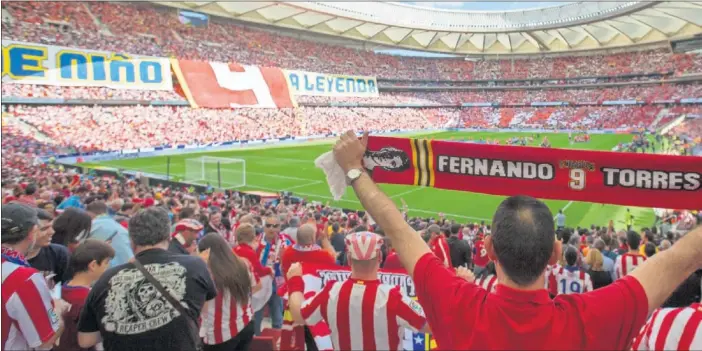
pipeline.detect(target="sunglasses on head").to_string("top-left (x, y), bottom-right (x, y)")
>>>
top-left (265, 223), bottom-right (280, 228)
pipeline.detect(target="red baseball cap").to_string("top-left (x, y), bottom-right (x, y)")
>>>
top-left (174, 219), bottom-right (204, 233)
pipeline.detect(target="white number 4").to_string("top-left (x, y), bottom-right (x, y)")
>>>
top-left (569, 169), bottom-right (586, 190)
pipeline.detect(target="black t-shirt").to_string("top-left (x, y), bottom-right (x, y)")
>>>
top-left (447, 236), bottom-right (472, 268)
top-left (588, 269), bottom-right (613, 290)
top-left (168, 239), bottom-right (190, 256)
top-left (28, 243), bottom-right (71, 285)
top-left (78, 248), bottom-right (216, 351)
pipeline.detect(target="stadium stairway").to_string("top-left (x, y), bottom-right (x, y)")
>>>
top-left (648, 108), bottom-right (670, 130)
top-left (11, 118), bottom-right (53, 144)
top-left (82, 4), bottom-right (108, 34)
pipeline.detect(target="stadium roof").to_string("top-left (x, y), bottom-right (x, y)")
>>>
top-left (161, 1), bottom-right (702, 55)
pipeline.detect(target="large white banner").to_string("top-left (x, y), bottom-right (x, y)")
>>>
top-left (2, 40), bottom-right (173, 90)
top-left (284, 69), bottom-right (379, 97)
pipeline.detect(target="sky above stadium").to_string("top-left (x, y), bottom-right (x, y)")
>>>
top-left (402, 2), bottom-right (570, 11)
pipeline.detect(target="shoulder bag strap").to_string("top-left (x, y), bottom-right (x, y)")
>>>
top-left (132, 259), bottom-right (202, 350)
top-left (132, 259), bottom-right (188, 317)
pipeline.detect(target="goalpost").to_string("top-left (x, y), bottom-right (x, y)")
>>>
top-left (184, 156), bottom-right (246, 189)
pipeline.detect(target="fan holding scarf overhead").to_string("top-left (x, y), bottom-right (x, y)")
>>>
top-left (315, 133), bottom-right (701, 210)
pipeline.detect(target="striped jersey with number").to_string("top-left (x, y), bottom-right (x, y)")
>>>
top-left (631, 303), bottom-right (702, 350)
top-left (300, 278), bottom-right (426, 351)
top-left (552, 266), bottom-right (593, 295)
top-left (614, 253), bottom-right (647, 280)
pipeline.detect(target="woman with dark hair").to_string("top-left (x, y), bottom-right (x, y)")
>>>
top-left (198, 233), bottom-right (259, 351)
top-left (52, 207), bottom-right (92, 251)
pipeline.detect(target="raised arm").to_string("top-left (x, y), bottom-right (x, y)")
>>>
top-left (333, 131), bottom-right (430, 276)
top-left (629, 225), bottom-right (702, 314)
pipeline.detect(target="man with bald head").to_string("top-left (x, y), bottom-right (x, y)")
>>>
top-left (281, 223), bottom-right (336, 275)
top-left (279, 223), bottom-right (337, 350)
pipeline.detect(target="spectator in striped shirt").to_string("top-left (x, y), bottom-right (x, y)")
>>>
top-left (615, 231), bottom-right (648, 280)
top-left (198, 233), bottom-right (258, 351)
top-left (476, 261), bottom-right (498, 293)
top-left (330, 130), bottom-right (702, 350)
top-left (631, 281), bottom-right (702, 350)
top-left (287, 232), bottom-right (428, 350)
top-left (2, 203), bottom-right (65, 350)
top-left (551, 246), bottom-right (593, 295)
top-left (427, 224), bottom-right (452, 269)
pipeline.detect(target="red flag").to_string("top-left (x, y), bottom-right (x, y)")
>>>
top-left (172, 59), bottom-right (296, 109)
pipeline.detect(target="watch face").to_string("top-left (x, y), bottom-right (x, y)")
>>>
top-left (348, 169), bottom-right (361, 179)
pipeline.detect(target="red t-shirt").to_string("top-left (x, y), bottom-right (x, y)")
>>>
top-left (383, 251), bottom-right (403, 271)
top-left (280, 246), bottom-right (336, 276)
top-left (56, 285), bottom-right (92, 351)
top-left (413, 253), bottom-right (649, 349)
top-left (233, 243), bottom-right (272, 281)
top-left (473, 240), bottom-right (489, 267)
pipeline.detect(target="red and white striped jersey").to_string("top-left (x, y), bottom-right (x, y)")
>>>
top-left (631, 303), bottom-right (702, 351)
top-left (300, 278), bottom-right (426, 351)
top-left (615, 253), bottom-right (647, 280)
top-left (477, 274), bottom-right (497, 293)
top-left (431, 236), bottom-right (452, 269)
top-left (199, 266), bottom-right (256, 345)
top-left (552, 266), bottom-right (593, 295)
top-left (1, 258), bottom-right (60, 350)
top-left (545, 264), bottom-right (560, 292)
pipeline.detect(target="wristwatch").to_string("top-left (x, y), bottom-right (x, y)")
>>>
top-left (346, 168), bottom-right (364, 185)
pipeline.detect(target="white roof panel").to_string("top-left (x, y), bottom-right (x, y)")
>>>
top-left (160, 1), bottom-right (702, 55)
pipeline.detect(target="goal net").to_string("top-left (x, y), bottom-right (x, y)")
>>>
top-left (184, 156), bottom-right (246, 189)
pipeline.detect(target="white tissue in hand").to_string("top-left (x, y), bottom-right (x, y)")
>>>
top-left (314, 151), bottom-right (348, 200)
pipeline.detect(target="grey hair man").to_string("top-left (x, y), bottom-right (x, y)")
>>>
top-left (282, 216), bottom-right (301, 243)
top-left (77, 207), bottom-right (216, 351)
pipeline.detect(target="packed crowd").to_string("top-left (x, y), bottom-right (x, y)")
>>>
top-left (5, 105), bottom-right (443, 151)
top-left (1, 85), bottom-right (185, 102)
top-left (3, 2), bottom-right (702, 350)
top-left (5, 83), bottom-right (701, 108)
top-left (2, 129), bottom-right (701, 351)
top-left (6, 104), bottom-right (702, 153)
top-left (4, 2), bottom-right (702, 80)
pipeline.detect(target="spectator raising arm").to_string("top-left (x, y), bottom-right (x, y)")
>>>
top-left (629, 225), bottom-right (702, 314)
top-left (332, 131), bottom-right (431, 276)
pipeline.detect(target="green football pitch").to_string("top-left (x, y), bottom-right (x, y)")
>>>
top-left (84, 131), bottom-right (656, 229)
